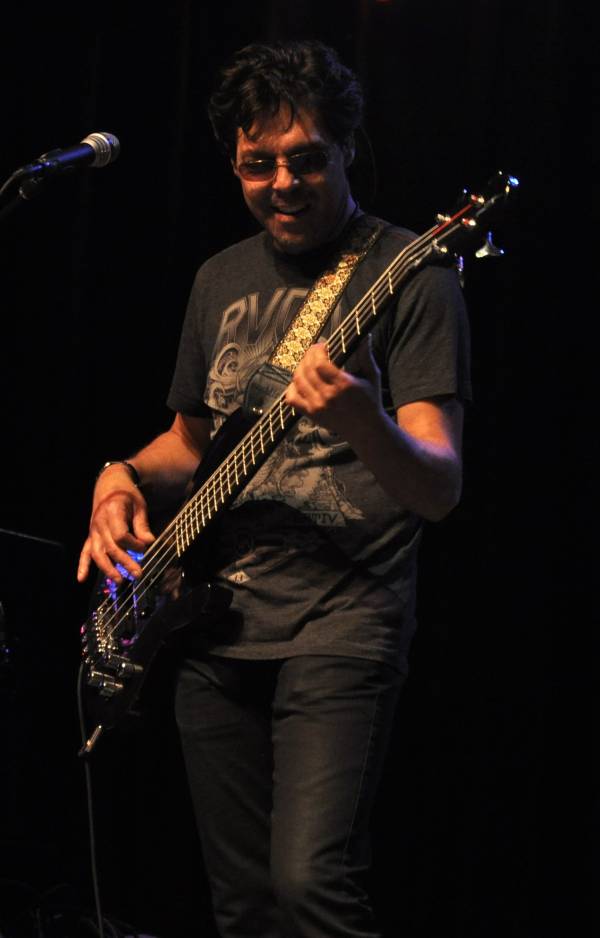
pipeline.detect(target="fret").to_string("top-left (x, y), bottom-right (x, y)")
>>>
top-left (218, 469), bottom-right (225, 506)
top-left (234, 454), bottom-right (239, 486)
top-left (212, 478), bottom-right (218, 514)
top-left (355, 308), bottom-right (361, 335)
top-left (226, 458), bottom-right (232, 494)
top-left (340, 323), bottom-right (346, 354)
top-left (279, 402), bottom-right (285, 431)
top-left (268, 411), bottom-right (275, 443)
top-left (388, 270), bottom-right (394, 294)
top-left (242, 443), bottom-right (247, 476)
top-left (259, 423), bottom-right (265, 455)
top-left (249, 430), bottom-right (256, 465)
top-left (371, 291), bottom-right (377, 316)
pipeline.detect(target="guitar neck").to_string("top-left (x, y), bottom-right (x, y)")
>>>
top-left (326, 206), bottom-right (477, 368)
top-left (176, 399), bottom-right (296, 547)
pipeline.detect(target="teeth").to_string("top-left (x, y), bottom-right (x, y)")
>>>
top-left (274, 206), bottom-right (306, 215)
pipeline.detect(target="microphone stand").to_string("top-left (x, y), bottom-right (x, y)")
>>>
top-left (0, 170), bottom-right (48, 224)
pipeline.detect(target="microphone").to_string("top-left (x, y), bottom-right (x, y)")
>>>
top-left (18, 132), bottom-right (120, 179)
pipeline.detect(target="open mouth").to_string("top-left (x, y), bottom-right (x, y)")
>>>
top-left (272, 204), bottom-right (309, 219)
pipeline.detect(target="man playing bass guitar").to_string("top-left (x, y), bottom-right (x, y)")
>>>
top-left (78, 39), bottom-right (471, 938)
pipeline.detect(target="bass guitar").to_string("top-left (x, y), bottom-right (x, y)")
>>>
top-left (79, 171), bottom-right (518, 754)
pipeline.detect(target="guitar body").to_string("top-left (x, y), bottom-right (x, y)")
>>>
top-left (80, 407), bottom-right (259, 735)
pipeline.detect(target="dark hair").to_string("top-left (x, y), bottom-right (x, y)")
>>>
top-left (207, 39), bottom-right (364, 156)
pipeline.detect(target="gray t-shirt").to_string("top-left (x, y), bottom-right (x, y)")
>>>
top-left (167, 220), bottom-right (471, 672)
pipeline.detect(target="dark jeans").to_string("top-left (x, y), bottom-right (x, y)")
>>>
top-left (175, 654), bottom-right (404, 938)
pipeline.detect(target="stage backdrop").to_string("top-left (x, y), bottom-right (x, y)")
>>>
top-left (0, 3), bottom-right (566, 937)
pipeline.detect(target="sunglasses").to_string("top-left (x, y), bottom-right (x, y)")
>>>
top-left (236, 147), bottom-right (332, 182)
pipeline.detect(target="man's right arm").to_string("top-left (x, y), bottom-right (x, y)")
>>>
top-left (77, 413), bottom-right (212, 584)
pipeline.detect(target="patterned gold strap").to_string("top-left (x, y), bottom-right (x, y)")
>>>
top-left (269, 215), bottom-right (384, 372)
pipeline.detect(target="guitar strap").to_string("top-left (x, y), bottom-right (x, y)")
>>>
top-left (269, 213), bottom-right (385, 372)
top-left (244, 213), bottom-right (385, 414)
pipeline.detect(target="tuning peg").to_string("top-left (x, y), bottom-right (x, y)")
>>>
top-left (475, 230), bottom-right (505, 259)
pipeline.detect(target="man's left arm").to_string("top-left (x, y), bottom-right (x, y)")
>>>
top-left (284, 339), bottom-right (463, 522)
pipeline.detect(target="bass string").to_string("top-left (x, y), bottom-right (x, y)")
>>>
top-left (326, 242), bottom-right (435, 362)
top-left (324, 212), bottom-right (469, 364)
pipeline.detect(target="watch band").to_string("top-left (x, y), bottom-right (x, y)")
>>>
top-left (96, 460), bottom-right (141, 487)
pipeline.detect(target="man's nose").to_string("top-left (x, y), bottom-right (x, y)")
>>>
top-left (272, 162), bottom-right (300, 189)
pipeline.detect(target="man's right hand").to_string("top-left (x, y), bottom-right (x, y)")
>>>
top-left (77, 463), bottom-right (156, 584)
top-left (77, 414), bottom-right (211, 586)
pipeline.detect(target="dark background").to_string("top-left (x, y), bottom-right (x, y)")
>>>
top-left (0, 2), bottom-right (566, 937)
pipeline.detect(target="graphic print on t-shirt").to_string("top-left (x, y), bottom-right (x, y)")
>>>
top-left (206, 286), bottom-right (307, 428)
top-left (205, 288), bottom-right (364, 582)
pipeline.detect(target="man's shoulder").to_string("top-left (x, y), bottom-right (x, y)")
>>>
top-left (195, 231), bottom-right (267, 280)
top-left (365, 214), bottom-right (418, 252)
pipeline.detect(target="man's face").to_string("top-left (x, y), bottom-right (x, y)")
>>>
top-left (233, 105), bottom-right (355, 254)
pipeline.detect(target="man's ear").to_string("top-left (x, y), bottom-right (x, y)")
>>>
top-left (342, 135), bottom-right (356, 168)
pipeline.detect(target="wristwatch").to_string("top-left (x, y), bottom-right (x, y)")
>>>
top-left (96, 460), bottom-right (141, 487)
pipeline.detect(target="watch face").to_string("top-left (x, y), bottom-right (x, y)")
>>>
top-left (97, 461), bottom-right (140, 486)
